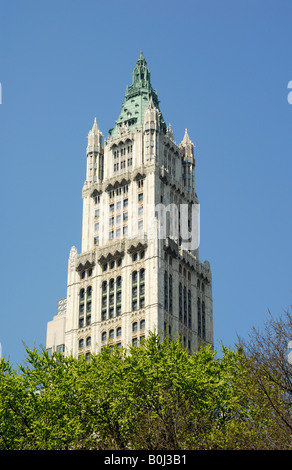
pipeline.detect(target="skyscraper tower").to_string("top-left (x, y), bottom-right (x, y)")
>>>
top-left (46, 53), bottom-right (213, 358)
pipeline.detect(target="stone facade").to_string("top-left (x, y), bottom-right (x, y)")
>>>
top-left (46, 53), bottom-right (213, 358)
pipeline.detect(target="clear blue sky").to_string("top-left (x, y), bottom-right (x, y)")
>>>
top-left (1, 0), bottom-right (291, 367)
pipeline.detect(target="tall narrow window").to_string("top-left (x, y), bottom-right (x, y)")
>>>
top-left (164, 271), bottom-right (168, 310)
top-left (79, 288), bottom-right (85, 326)
top-left (102, 332), bottom-right (107, 342)
top-left (202, 301), bottom-right (206, 340)
top-left (197, 298), bottom-right (201, 337)
top-left (188, 290), bottom-right (192, 328)
top-left (183, 286), bottom-right (187, 325)
top-left (101, 310), bottom-right (107, 321)
top-left (139, 268), bottom-right (145, 309)
top-left (102, 281), bottom-right (107, 315)
top-left (132, 270), bottom-right (137, 310)
top-left (169, 275), bottom-right (173, 314)
top-left (116, 276), bottom-right (122, 310)
top-left (102, 281), bottom-right (107, 292)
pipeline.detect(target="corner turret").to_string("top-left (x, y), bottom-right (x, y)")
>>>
top-left (86, 117), bottom-right (104, 183)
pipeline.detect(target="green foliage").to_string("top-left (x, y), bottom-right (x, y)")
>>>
top-left (0, 334), bottom-right (283, 450)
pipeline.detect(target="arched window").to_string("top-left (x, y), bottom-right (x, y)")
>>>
top-left (80, 288), bottom-right (85, 299)
top-left (117, 326), bottom-right (122, 337)
top-left (79, 339), bottom-right (84, 349)
top-left (109, 329), bottom-right (114, 339)
top-left (86, 337), bottom-right (91, 347)
top-left (102, 281), bottom-right (107, 292)
top-left (140, 319), bottom-right (145, 330)
top-left (132, 322), bottom-right (138, 332)
top-left (101, 331), bottom-right (107, 342)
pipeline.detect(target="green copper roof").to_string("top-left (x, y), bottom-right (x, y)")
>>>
top-left (109, 52), bottom-right (166, 138)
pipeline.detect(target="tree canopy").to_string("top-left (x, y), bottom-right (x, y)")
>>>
top-left (0, 332), bottom-right (290, 450)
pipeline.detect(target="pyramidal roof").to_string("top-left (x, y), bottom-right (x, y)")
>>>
top-left (109, 52), bottom-right (166, 138)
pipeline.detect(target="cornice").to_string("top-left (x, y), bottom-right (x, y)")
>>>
top-left (82, 164), bottom-right (155, 199)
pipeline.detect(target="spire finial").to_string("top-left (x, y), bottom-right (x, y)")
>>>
top-left (137, 50), bottom-right (147, 66)
top-left (92, 117), bottom-right (99, 132)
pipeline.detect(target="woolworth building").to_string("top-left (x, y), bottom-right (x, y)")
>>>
top-left (46, 52), bottom-right (213, 357)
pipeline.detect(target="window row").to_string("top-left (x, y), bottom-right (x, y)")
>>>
top-left (132, 268), bottom-right (145, 311)
top-left (100, 320), bottom-right (145, 343)
top-left (108, 222), bottom-right (143, 241)
top-left (78, 336), bottom-right (91, 348)
top-left (132, 319), bottom-right (145, 332)
top-left (108, 211), bottom-right (131, 226)
top-left (79, 286), bottom-right (92, 328)
top-left (179, 283), bottom-right (192, 328)
top-left (102, 258), bottom-right (122, 271)
top-left (110, 198), bottom-right (128, 211)
top-left (132, 249), bottom-right (145, 262)
top-left (179, 264), bottom-right (192, 281)
top-left (109, 185), bottom-right (128, 198)
top-left (108, 226), bottom-right (130, 239)
top-left (101, 326), bottom-right (122, 342)
top-left (114, 159), bottom-right (132, 171)
top-left (113, 145), bottom-right (133, 159)
top-left (46, 344), bottom-right (65, 356)
top-left (80, 267), bottom-right (93, 279)
top-left (132, 336), bottom-right (145, 347)
top-left (101, 276), bottom-right (122, 321)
